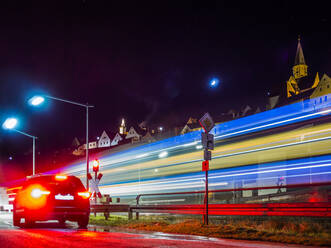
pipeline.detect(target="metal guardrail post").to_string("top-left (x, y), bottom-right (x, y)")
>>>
top-left (128, 208), bottom-right (133, 220)
top-left (136, 195), bottom-right (141, 220)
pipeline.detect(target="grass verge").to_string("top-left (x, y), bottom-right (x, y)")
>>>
top-left (89, 215), bottom-right (331, 246)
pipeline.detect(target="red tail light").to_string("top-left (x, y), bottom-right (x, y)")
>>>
top-left (78, 192), bottom-right (91, 199)
top-left (17, 184), bottom-right (50, 210)
top-left (55, 175), bottom-right (68, 181)
top-left (31, 188), bottom-right (51, 198)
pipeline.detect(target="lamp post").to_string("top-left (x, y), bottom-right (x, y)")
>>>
top-left (2, 118), bottom-right (38, 175)
top-left (29, 95), bottom-right (94, 189)
top-left (209, 78), bottom-right (219, 88)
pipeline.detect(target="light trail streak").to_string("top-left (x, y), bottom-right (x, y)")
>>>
top-left (58, 96), bottom-right (331, 176)
top-left (214, 108), bottom-right (331, 140)
top-left (45, 96), bottom-right (331, 202)
top-left (100, 132), bottom-right (330, 177)
top-left (101, 168), bottom-right (331, 196)
top-left (99, 156), bottom-right (331, 195)
top-left (213, 136), bottom-right (331, 160)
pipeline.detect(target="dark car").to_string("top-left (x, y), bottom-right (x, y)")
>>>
top-left (13, 174), bottom-right (91, 228)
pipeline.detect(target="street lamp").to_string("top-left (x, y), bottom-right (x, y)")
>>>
top-left (2, 117), bottom-right (38, 175)
top-left (29, 95), bottom-right (94, 189)
top-left (209, 78), bottom-right (219, 88)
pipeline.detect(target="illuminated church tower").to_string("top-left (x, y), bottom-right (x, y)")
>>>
top-left (119, 118), bottom-right (126, 135)
top-left (286, 37), bottom-right (320, 98)
top-left (292, 37), bottom-right (308, 79)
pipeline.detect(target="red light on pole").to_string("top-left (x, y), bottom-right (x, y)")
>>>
top-left (92, 159), bottom-right (99, 172)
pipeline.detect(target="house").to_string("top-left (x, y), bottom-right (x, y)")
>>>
top-left (71, 137), bottom-right (80, 148)
top-left (111, 132), bottom-right (124, 146)
top-left (125, 126), bottom-right (142, 143)
top-left (98, 130), bottom-right (111, 148)
top-left (180, 117), bottom-right (201, 135)
top-left (141, 131), bottom-right (156, 143)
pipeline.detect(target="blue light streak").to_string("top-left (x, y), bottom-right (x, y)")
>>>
top-left (40, 94), bottom-right (331, 201)
top-left (56, 94), bottom-right (331, 176)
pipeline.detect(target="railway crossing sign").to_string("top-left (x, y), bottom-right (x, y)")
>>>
top-left (87, 172), bottom-right (103, 198)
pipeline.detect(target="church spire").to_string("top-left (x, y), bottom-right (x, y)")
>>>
top-left (292, 36), bottom-right (308, 79)
top-left (294, 36), bottom-right (306, 66)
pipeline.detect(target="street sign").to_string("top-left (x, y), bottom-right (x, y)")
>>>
top-left (201, 133), bottom-right (214, 150)
top-left (204, 149), bottom-right (211, 161)
top-left (199, 112), bottom-right (215, 133)
top-left (202, 160), bottom-right (209, 171)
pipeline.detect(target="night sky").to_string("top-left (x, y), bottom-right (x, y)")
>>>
top-left (0, 1), bottom-right (330, 182)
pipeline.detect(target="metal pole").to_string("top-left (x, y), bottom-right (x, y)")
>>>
top-left (12, 129), bottom-right (37, 176)
top-left (205, 169), bottom-right (208, 225)
top-left (94, 170), bottom-right (97, 216)
top-left (33, 136), bottom-right (35, 175)
top-left (86, 106), bottom-right (89, 190)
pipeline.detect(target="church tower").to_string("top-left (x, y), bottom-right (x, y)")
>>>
top-left (119, 118), bottom-right (126, 135)
top-left (287, 37), bottom-right (309, 98)
top-left (292, 37), bottom-right (308, 79)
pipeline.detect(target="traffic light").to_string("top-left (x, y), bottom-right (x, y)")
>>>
top-left (204, 150), bottom-right (211, 161)
top-left (92, 159), bottom-right (99, 172)
top-left (201, 133), bottom-right (214, 150)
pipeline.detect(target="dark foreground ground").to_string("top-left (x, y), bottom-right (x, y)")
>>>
top-left (0, 212), bottom-right (328, 248)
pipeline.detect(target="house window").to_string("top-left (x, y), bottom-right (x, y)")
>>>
top-left (320, 98), bottom-right (322, 103)
top-left (327, 85), bottom-right (330, 88)
top-left (325, 96), bottom-right (327, 102)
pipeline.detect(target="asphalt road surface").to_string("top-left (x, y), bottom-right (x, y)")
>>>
top-left (0, 212), bottom-right (322, 248)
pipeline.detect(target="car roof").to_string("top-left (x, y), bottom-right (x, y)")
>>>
top-left (25, 174), bottom-right (80, 183)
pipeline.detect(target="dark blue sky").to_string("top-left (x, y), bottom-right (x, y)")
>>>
top-left (0, 1), bottom-right (330, 180)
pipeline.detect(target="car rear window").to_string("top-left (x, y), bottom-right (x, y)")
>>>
top-left (24, 176), bottom-right (85, 191)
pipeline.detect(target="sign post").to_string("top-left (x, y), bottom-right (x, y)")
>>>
top-left (88, 159), bottom-right (103, 216)
top-left (199, 113), bottom-right (215, 225)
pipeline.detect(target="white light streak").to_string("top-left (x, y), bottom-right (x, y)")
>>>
top-left (215, 108), bottom-right (331, 141)
top-left (135, 153), bottom-right (150, 159)
top-left (158, 151), bottom-right (168, 158)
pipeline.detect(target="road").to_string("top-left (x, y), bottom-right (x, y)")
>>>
top-left (0, 212), bottom-right (322, 248)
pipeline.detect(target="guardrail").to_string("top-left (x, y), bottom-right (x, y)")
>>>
top-left (129, 202), bottom-right (331, 218)
top-left (90, 204), bottom-right (131, 220)
top-left (6, 183), bottom-right (330, 219)
top-left (131, 182), bottom-right (331, 220)
top-left (135, 182), bottom-right (331, 205)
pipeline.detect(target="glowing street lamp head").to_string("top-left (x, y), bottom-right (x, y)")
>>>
top-left (209, 78), bottom-right (219, 88)
top-left (2, 118), bottom-right (18, 130)
top-left (29, 96), bottom-right (45, 106)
